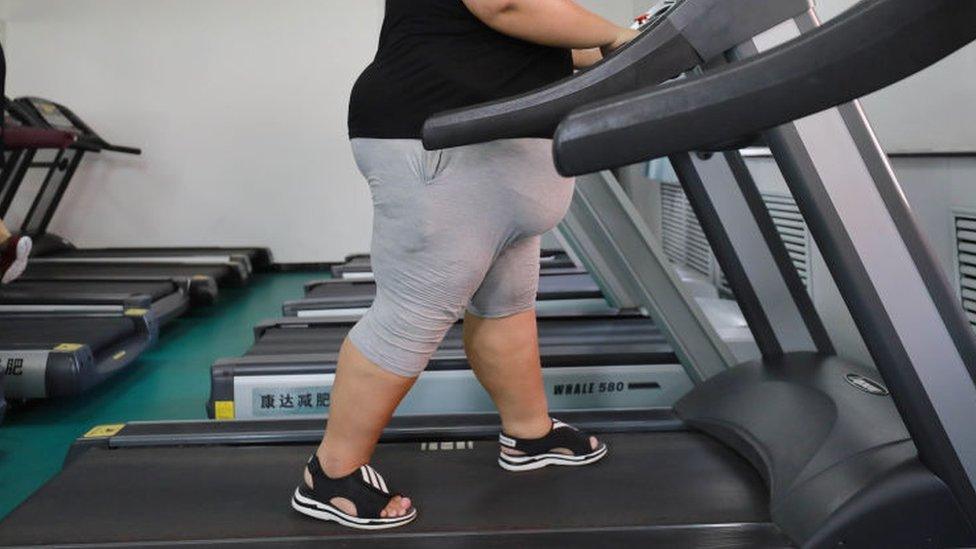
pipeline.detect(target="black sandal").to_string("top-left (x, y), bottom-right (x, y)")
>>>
top-left (291, 455), bottom-right (417, 529)
top-left (498, 418), bottom-right (608, 471)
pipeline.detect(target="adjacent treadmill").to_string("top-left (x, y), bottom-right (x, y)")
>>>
top-left (208, 312), bottom-right (689, 420)
top-left (2, 1), bottom-right (974, 547)
top-left (0, 123), bottom-right (194, 323)
top-left (0, 307), bottom-right (158, 400)
top-left (0, 102), bottom-right (220, 303)
top-left (284, 269), bottom-right (606, 318)
top-left (0, 123), bottom-right (169, 400)
top-left (7, 97), bottom-right (268, 288)
top-left (330, 249), bottom-right (578, 280)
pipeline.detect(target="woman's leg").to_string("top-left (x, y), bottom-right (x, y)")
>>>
top-left (301, 139), bottom-right (499, 523)
top-left (0, 219), bottom-right (11, 244)
top-left (463, 309), bottom-right (551, 438)
top-left (465, 236), bottom-right (599, 450)
top-left (312, 338), bottom-right (415, 518)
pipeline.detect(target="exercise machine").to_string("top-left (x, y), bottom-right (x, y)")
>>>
top-left (330, 249), bottom-right (577, 281)
top-left (0, 126), bottom-right (164, 400)
top-left (0, 122), bottom-right (195, 323)
top-left (16, 96), bottom-right (273, 271)
top-left (2, 0), bottom-right (974, 546)
top-left (6, 97), bottom-right (268, 289)
top-left (208, 312), bottom-right (688, 420)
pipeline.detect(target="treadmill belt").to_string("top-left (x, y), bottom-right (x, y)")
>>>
top-left (0, 317), bottom-right (136, 349)
top-left (306, 272), bottom-right (601, 301)
top-left (0, 432), bottom-right (786, 547)
top-left (246, 316), bottom-right (667, 357)
top-left (22, 263), bottom-right (230, 282)
top-left (0, 280), bottom-right (175, 301)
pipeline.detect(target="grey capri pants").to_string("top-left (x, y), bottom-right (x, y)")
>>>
top-left (347, 138), bottom-right (575, 378)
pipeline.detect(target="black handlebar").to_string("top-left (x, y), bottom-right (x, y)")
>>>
top-left (552, 0), bottom-right (976, 176)
top-left (421, 0), bottom-right (812, 150)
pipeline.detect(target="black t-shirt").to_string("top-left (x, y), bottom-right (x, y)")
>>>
top-left (348, 0), bottom-right (573, 139)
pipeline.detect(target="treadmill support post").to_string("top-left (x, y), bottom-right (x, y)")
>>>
top-left (558, 170), bottom-right (734, 383)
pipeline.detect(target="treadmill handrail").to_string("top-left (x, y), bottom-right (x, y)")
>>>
top-left (4, 126), bottom-right (76, 150)
top-left (421, 0), bottom-right (813, 150)
top-left (552, 0), bottom-right (976, 176)
top-left (15, 96), bottom-right (142, 156)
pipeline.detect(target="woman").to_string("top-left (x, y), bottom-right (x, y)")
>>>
top-left (0, 221), bottom-right (31, 284)
top-left (293, 0), bottom-right (639, 529)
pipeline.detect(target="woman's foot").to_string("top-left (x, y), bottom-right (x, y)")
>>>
top-left (0, 235), bottom-right (32, 285)
top-left (292, 454), bottom-right (416, 529)
top-left (498, 418), bottom-right (608, 471)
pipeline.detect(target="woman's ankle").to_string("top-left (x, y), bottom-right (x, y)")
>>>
top-left (500, 414), bottom-right (552, 440)
top-left (315, 447), bottom-right (364, 480)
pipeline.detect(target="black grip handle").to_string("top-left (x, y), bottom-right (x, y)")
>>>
top-left (103, 144), bottom-right (143, 156)
top-left (421, 0), bottom-right (812, 151)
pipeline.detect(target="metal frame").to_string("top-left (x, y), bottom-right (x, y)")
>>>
top-left (672, 150), bottom-right (832, 357)
top-left (744, 10), bottom-right (976, 526)
top-left (557, 170), bottom-right (736, 383)
top-left (20, 146), bottom-right (84, 236)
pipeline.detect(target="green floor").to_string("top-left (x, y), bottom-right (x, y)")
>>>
top-left (0, 270), bottom-right (321, 520)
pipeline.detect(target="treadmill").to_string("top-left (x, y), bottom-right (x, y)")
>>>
top-left (6, 97), bottom-right (261, 288)
top-left (0, 307), bottom-right (158, 400)
top-left (0, 123), bottom-right (194, 324)
top-left (0, 102), bottom-right (220, 303)
top-left (284, 269), bottom-right (607, 318)
top-left (210, 0), bottom-right (791, 421)
top-left (208, 312), bottom-right (689, 420)
top-left (2, 0), bottom-right (975, 546)
top-left (330, 249), bottom-right (578, 280)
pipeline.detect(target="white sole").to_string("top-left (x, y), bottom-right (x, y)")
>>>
top-left (291, 488), bottom-right (417, 530)
top-left (499, 444), bottom-right (609, 472)
top-left (1, 236), bottom-right (32, 285)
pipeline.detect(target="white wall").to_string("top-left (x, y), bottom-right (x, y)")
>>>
top-left (816, 0), bottom-right (976, 153)
top-left (626, 0), bottom-right (976, 153)
top-left (1, 0), bottom-right (384, 263)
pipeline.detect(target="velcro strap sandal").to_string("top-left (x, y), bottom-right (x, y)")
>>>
top-left (498, 418), bottom-right (608, 472)
top-left (292, 454), bottom-right (417, 529)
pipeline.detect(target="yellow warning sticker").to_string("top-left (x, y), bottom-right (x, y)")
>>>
top-left (112, 351), bottom-right (127, 361)
top-left (83, 424), bottom-right (126, 438)
top-left (125, 308), bottom-right (149, 317)
top-left (214, 401), bottom-right (236, 420)
top-left (54, 343), bottom-right (84, 352)
top-left (192, 275), bottom-right (210, 281)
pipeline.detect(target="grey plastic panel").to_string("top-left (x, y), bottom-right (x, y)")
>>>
top-left (558, 171), bottom-right (736, 383)
top-left (675, 151), bottom-right (829, 356)
top-left (229, 363), bottom-right (692, 420)
top-left (677, 353), bottom-right (972, 548)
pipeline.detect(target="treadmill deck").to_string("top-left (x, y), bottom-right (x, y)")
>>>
top-left (0, 431), bottom-right (788, 547)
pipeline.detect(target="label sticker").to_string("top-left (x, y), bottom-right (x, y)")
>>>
top-left (54, 343), bottom-right (84, 352)
top-left (83, 424), bottom-right (126, 438)
top-left (112, 351), bottom-right (127, 361)
top-left (124, 308), bottom-right (149, 317)
top-left (1, 351), bottom-right (51, 398)
top-left (251, 386), bottom-right (331, 417)
top-left (846, 373), bottom-right (890, 396)
top-left (214, 401), bottom-right (236, 420)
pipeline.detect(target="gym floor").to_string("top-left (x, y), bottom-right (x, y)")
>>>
top-left (0, 270), bottom-right (322, 520)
